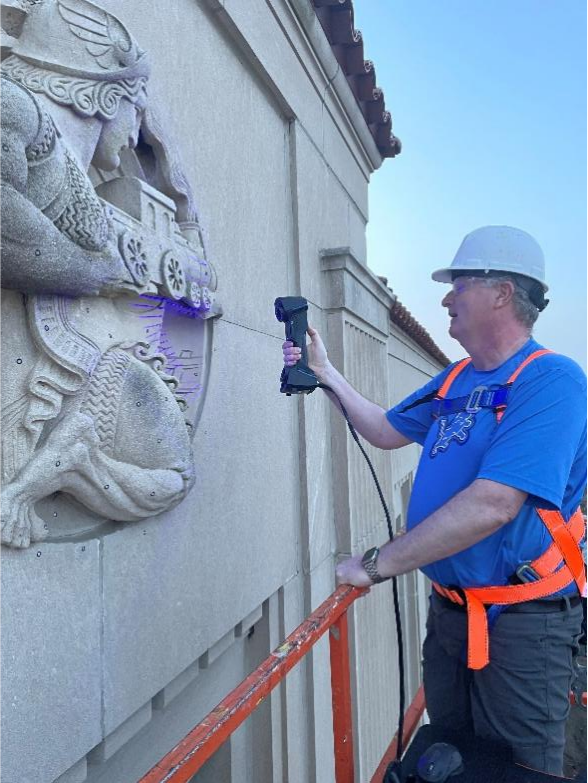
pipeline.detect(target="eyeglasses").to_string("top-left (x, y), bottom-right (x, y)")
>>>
top-left (448, 277), bottom-right (486, 296)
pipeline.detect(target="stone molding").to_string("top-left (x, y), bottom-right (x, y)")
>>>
top-left (321, 246), bottom-right (396, 337)
top-left (321, 250), bottom-right (448, 368)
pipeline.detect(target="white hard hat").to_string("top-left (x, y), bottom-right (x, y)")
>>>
top-left (432, 226), bottom-right (548, 292)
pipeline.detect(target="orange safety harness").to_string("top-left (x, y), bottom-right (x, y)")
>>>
top-left (430, 350), bottom-right (587, 669)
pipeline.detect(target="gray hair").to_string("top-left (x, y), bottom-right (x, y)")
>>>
top-left (480, 275), bottom-right (539, 329)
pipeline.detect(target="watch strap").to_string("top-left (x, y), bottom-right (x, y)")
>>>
top-left (361, 546), bottom-right (387, 584)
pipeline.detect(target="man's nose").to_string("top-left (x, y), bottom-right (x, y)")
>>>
top-left (441, 290), bottom-right (453, 308)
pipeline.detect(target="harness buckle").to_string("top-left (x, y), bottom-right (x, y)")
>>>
top-left (515, 562), bottom-right (540, 583)
top-left (465, 385), bottom-right (487, 413)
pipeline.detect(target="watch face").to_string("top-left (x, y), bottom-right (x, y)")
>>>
top-left (362, 546), bottom-right (379, 565)
top-left (361, 546), bottom-right (385, 583)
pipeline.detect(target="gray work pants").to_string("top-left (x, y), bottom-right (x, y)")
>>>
top-left (423, 591), bottom-right (582, 775)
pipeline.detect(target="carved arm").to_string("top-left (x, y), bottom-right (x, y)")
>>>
top-left (0, 180), bottom-right (132, 297)
top-left (0, 84), bottom-right (132, 296)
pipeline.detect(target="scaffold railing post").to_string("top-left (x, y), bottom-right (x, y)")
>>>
top-left (330, 609), bottom-right (355, 783)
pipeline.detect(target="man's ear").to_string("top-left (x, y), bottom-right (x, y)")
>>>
top-left (494, 279), bottom-right (515, 309)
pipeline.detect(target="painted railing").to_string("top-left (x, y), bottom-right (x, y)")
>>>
top-left (138, 584), bottom-right (426, 783)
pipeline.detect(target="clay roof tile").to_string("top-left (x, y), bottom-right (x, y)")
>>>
top-left (312, 0), bottom-right (401, 158)
top-left (383, 284), bottom-right (450, 366)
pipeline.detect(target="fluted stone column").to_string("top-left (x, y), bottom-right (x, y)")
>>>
top-left (321, 248), bottom-right (403, 779)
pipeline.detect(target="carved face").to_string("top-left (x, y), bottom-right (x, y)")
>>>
top-left (92, 90), bottom-right (147, 171)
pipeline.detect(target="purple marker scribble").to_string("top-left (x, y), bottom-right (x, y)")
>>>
top-left (132, 298), bottom-right (166, 313)
top-left (129, 295), bottom-right (206, 401)
top-left (139, 294), bottom-right (203, 320)
top-left (169, 349), bottom-right (204, 398)
top-left (158, 332), bottom-right (176, 362)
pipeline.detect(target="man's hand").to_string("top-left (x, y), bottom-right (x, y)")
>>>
top-left (336, 554), bottom-right (374, 589)
top-left (282, 326), bottom-right (330, 380)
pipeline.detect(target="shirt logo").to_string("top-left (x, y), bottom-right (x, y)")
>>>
top-left (430, 412), bottom-right (477, 457)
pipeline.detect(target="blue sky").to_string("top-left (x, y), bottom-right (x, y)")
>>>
top-left (351, 1), bottom-right (587, 369)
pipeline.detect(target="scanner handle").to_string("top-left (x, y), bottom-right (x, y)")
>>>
top-left (275, 296), bottom-right (310, 366)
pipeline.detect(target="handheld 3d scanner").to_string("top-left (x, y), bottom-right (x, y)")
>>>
top-left (274, 297), bottom-right (319, 395)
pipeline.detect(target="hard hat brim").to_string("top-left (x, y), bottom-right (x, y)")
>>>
top-left (431, 267), bottom-right (455, 284)
top-left (431, 263), bottom-right (549, 292)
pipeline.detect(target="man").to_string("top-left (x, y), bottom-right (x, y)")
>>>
top-left (282, 226), bottom-right (586, 775)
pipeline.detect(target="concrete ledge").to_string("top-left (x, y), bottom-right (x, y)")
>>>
top-left (152, 659), bottom-right (201, 711)
top-left (87, 703), bottom-right (152, 764)
top-left (199, 628), bottom-right (236, 669)
top-left (235, 603), bottom-right (264, 638)
top-left (53, 758), bottom-right (87, 783)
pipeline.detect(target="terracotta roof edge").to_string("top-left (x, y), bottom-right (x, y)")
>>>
top-left (310, 0), bottom-right (401, 160)
top-left (377, 278), bottom-right (450, 366)
top-left (289, 0), bottom-right (384, 169)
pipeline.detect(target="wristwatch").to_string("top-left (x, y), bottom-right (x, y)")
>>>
top-left (361, 546), bottom-right (387, 584)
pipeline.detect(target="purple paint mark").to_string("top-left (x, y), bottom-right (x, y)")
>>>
top-left (167, 348), bottom-right (205, 400)
top-left (128, 295), bottom-right (207, 402)
top-left (139, 294), bottom-right (203, 320)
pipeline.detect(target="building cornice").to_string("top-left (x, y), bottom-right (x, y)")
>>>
top-left (288, 0), bottom-right (400, 169)
top-left (310, 0), bottom-right (401, 160)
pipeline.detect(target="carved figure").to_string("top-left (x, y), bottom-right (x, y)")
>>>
top-left (1, 0), bottom-right (218, 547)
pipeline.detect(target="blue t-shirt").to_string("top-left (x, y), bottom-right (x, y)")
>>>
top-left (386, 339), bottom-right (587, 589)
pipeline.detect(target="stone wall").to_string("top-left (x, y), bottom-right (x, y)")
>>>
top-left (0, 1), bottom-right (445, 782)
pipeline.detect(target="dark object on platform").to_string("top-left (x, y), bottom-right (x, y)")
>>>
top-left (383, 759), bottom-right (403, 782)
top-left (400, 725), bottom-right (584, 782)
top-left (416, 743), bottom-right (464, 782)
top-left (274, 297), bottom-right (319, 395)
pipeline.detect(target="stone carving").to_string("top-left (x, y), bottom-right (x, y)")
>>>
top-left (1, 0), bottom-right (220, 547)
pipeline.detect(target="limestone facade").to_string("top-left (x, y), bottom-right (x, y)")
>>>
top-left (1, 1), bottom-right (445, 781)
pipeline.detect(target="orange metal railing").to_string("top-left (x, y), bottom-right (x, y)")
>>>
top-left (138, 584), bottom-right (426, 783)
top-left (569, 690), bottom-right (587, 707)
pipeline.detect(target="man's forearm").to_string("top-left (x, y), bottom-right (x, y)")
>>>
top-left (318, 361), bottom-right (408, 449)
top-left (376, 478), bottom-right (527, 579)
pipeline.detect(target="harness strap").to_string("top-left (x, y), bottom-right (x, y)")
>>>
top-left (505, 349), bottom-right (553, 385)
top-left (495, 349), bottom-right (553, 421)
top-left (399, 349), bottom-right (551, 418)
top-left (437, 358), bottom-right (471, 398)
top-left (532, 508), bottom-right (585, 576)
top-left (432, 386), bottom-right (510, 418)
top-left (536, 508), bottom-right (586, 595)
top-left (433, 507), bottom-right (586, 670)
top-left (398, 358), bottom-right (471, 415)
